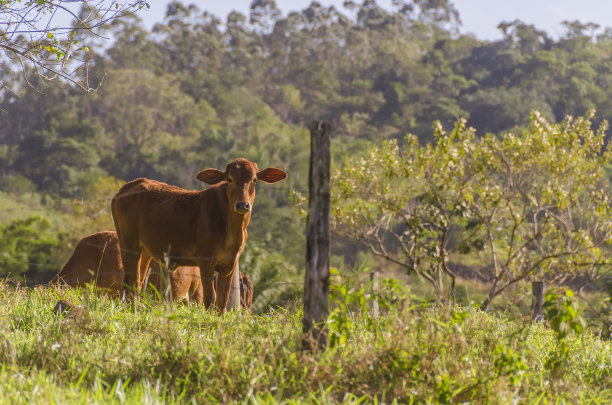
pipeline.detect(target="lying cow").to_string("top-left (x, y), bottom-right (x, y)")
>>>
top-left (50, 231), bottom-right (254, 309)
top-left (50, 231), bottom-right (202, 301)
top-left (111, 158), bottom-right (286, 312)
top-left (50, 231), bottom-right (124, 295)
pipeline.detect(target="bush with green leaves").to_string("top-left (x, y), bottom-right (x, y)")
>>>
top-left (543, 287), bottom-right (587, 375)
top-left (326, 264), bottom-right (417, 347)
top-left (333, 111), bottom-right (612, 309)
top-left (0, 216), bottom-right (64, 283)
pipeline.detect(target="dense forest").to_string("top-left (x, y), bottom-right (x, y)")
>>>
top-left (1, 0), bottom-right (612, 309)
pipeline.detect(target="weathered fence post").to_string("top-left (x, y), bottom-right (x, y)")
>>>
top-left (370, 270), bottom-right (379, 319)
top-left (303, 120), bottom-right (331, 351)
top-left (531, 281), bottom-right (544, 322)
top-left (226, 262), bottom-right (241, 312)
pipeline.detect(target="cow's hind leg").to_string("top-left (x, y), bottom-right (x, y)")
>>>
top-left (191, 277), bottom-right (203, 304)
top-left (138, 251), bottom-right (154, 292)
top-left (114, 218), bottom-right (142, 301)
top-left (120, 244), bottom-right (142, 300)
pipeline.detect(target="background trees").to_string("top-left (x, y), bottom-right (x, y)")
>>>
top-left (2, 0), bottom-right (612, 310)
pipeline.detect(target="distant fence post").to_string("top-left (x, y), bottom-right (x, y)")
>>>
top-left (163, 252), bottom-right (173, 305)
top-left (303, 120), bottom-right (331, 351)
top-left (370, 271), bottom-right (379, 319)
top-left (226, 262), bottom-right (241, 312)
top-left (531, 281), bottom-right (544, 322)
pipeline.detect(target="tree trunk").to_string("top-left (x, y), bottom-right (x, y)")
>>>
top-left (531, 281), bottom-right (544, 322)
top-left (302, 120), bottom-right (331, 351)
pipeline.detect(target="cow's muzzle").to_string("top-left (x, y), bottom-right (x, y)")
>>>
top-left (235, 202), bottom-right (251, 214)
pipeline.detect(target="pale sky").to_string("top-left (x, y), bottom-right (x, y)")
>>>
top-left (138, 0), bottom-right (612, 40)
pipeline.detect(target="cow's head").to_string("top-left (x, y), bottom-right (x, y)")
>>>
top-left (196, 158), bottom-right (287, 215)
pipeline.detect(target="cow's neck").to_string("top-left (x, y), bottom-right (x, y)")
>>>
top-left (226, 210), bottom-right (250, 251)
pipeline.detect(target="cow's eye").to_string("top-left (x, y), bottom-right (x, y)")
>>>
top-left (228, 177), bottom-right (233, 183)
top-left (252, 178), bottom-right (257, 183)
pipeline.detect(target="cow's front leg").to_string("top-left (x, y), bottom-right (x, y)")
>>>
top-left (198, 261), bottom-right (216, 310)
top-left (215, 261), bottom-right (238, 314)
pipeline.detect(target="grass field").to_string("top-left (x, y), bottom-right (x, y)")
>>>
top-left (0, 281), bottom-right (611, 404)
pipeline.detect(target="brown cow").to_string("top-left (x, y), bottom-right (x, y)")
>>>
top-left (111, 158), bottom-right (286, 312)
top-left (50, 231), bottom-right (124, 295)
top-left (51, 231), bottom-right (202, 301)
top-left (147, 264), bottom-right (203, 303)
top-left (50, 231), bottom-right (254, 309)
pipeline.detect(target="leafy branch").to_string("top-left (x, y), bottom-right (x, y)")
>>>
top-left (0, 0), bottom-right (149, 92)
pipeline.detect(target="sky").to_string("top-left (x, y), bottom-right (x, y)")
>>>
top-left (136, 0), bottom-right (612, 40)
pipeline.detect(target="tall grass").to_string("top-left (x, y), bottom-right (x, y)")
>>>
top-left (0, 281), bottom-right (610, 403)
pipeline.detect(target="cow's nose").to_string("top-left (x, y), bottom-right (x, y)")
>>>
top-left (235, 202), bottom-right (250, 214)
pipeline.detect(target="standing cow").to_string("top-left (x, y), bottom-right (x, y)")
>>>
top-left (111, 158), bottom-right (286, 312)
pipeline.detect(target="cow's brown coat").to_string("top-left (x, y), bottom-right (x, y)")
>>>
top-left (50, 231), bottom-right (254, 309)
top-left (111, 158), bottom-right (286, 312)
top-left (50, 231), bottom-right (124, 295)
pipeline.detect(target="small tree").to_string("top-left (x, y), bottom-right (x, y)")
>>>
top-left (332, 111), bottom-right (612, 309)
top-left (332, 119), bottom-right (475, 304)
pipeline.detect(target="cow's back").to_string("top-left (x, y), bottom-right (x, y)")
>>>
top-left (111, 178), bottom-right (151, 241)
top-left (51, 231), bottom-right (124, 294)
top-left (112, 178), bottom-right (204, 262)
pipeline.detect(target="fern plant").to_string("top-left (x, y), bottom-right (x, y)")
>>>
top-left (240, 242), bottom-right (303, 313)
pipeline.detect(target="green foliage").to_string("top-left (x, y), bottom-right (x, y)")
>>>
top-left (492, 344), bottom-right (529, 386)
top-left (0, 285), bottom-right (610, 403)
top-left (327, 265), bottom-right (416, 348)
top-left (545, 288), bottom-right (585, 340)
top-left (240, 242), bottom-right (303, 313)
top-left (327, 267), bottom-right (373, 347)
top-left (1, 174), bottom-right (36, 195)
top-left (333, 111), bottom-right (612, 308)
top-left (544, 287), bottom-right (587, 375)
top-left (0, 216), bottom-right (63, 283)
top-left (96, 69), bottom-right (204, 182)
top-left (4, 0), bottom-right (612, 296)
top-left (0, 1), bottom-right (149, 90)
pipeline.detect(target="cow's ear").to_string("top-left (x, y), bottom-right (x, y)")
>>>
top-left (256, 168), bottom-right (288, 183)
top-left (196, 169), bottom-right (226, 185)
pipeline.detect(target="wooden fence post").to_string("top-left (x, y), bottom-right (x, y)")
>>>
top-left (163, 252), bottom-right (173, 304)
top-left (303, 120), bottom-right (331, 351)
top-left (531, 281), bottom-right (544, 322)
top-left (226, 262), bottom-right (241, 312)
top-left (370, 271), bottom-right (379, 319)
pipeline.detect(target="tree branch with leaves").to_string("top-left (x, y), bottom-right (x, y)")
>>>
top-left (0, 0), bottom-right (149, 92)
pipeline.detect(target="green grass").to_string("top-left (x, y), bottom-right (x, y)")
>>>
top-left (0, 282), bottom-right (610, 403)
